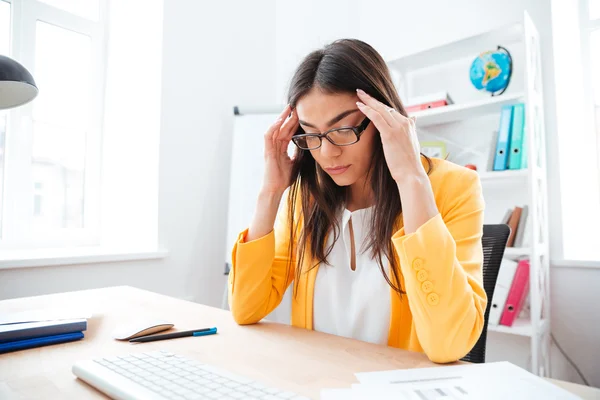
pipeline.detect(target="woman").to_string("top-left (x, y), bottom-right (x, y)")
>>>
top-left (228, 39), bottom-right (486, 364)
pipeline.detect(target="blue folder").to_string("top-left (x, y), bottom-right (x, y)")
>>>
top-left (493, 105), bottom-right (514, 171)
top-left (0, 331), bottom-right (84, 354)
top-left (508, 103), bottom-right (526, 169)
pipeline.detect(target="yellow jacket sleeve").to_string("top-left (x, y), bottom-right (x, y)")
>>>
top-left (228, 193), bottom-right (296, 325)
top-left (392, 169), bottom-right (487, 363)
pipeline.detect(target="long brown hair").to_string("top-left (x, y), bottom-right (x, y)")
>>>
top-left (285, 38), bottom-right (432, 295)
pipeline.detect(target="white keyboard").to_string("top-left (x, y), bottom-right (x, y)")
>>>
top-left (72, 350), bottom-right (309, 400)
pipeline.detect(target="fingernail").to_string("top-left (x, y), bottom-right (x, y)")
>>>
top-left (356, 89), bottom-right (365, 94)
top-left (356, 101), bottom-right (365, 107)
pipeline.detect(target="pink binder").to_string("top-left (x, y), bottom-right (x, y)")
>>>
top-left (499, 259), bottom-right (530, 327)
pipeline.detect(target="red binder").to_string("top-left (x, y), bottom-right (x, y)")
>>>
top-left (499, 259), bottom-right (530, 326)
top-left (405, 99), bottom-right (449, 113)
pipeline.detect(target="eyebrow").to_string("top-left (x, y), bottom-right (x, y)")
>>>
top-left (298, 109), bottom-right (359, 129)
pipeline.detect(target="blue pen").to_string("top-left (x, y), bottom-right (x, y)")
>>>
top-left (130, 327), bottom-right (217, 343)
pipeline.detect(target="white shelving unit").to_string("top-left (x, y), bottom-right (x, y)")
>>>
top-left (385, 11), bottom-right (551, 377)
top-left (412, 92), bottom-right (525, 127)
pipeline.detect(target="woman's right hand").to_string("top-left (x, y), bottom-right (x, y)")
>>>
top-left (261, 104), bottom-right (299, 195)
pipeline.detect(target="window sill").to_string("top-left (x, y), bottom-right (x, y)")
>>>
top-left (551, 259), bottom-right (600, 269)
top-left (0, 247), bottom-right (169, 270)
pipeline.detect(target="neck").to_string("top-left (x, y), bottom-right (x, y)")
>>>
top-left (346, 174), bottom-right (374, 212)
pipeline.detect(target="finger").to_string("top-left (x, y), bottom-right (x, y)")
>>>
top-left (356, 101), bottom-right (389, 133)
top-left (279, 121), bottom-right (299, 155)
top-left (356, 89), bottom-right (395, 127)
top-left (276, 109), bottom-right (299, 141)
top-left (265, 116), bottom-right (287, 154)
top-left (267, 104), bottom-right (292, 137)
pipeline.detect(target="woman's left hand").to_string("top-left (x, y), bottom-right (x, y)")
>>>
top-left (355, 89), bottom-right (423, 183)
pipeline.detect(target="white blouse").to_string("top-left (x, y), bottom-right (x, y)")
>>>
top-left (313, 206), bottom-right (391, 345)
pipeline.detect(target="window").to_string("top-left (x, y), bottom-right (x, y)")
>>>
top-left (591, 0), bottom-right (600, 19)
top-left (0, 0), bottom-right (11, 238)
top-left (592, 26), bottom-right (600, 191)
top-left (37, 0), bottom-right (99, 21)
top-left (0, 0), bottom-right (106, 248)
top-left (551, 0), bottom-right (600, 262)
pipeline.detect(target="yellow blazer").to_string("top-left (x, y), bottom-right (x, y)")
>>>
top-left (228, 158), bottom-right (487, 363)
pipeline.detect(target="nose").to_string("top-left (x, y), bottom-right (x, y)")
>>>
top-left (319, 137), bottom-right (342, 158)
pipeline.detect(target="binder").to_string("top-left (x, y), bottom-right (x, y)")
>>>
top-left (500, 208), bottom-right (513, 225)
top-left (486, 129), bottom-right (500, 172)
top-left (513, 205), bottom-right (529, 248)
top-left (493, 105), bottom-right (514, 171)
top-left (506, 206), bottom-right (523, 247)
top-left (500, 259), bottom-right (530, 327)
top-left (0, 331), bottom-right (84, 354)
top-left (508, 103), bottom-right (525, 169)
top-left (521, 119), bottom-right (528, 169)
top-left (489, 259), bottom-right (518, 326)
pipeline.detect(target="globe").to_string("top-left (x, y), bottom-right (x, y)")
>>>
top-left (469, 47), bottom-right (512, 95)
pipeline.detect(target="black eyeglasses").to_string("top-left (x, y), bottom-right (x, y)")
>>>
top-left (292, 117), bottom-right (371, 150)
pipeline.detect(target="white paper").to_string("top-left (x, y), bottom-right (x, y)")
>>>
top-left (322, 380), bottom-right (472, 400)
top-left (351, 362), bottom-right (579, 400)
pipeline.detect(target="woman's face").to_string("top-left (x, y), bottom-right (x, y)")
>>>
top-left (295, 87), bottom-right (377, 187)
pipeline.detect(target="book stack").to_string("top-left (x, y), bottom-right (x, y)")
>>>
top-left (501, 205), bottom-right (529, 248)
top-left (489, 258), bottom-right (530, 327)
top-left (488, 103), bottom-right (528, 171)
top-left (405, 92), bottom-right (454, 113)
top-left (0, 311), bottom-right (87, 354)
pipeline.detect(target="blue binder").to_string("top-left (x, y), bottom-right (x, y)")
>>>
top-left (0, 331), bottom-right (84, 354)
top-left (508, 103), bottom-right (525, 169)
top-left (493, 105), bottom-right (514, 171)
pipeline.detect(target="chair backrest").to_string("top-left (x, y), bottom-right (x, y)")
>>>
top-left (460, 224), bottom-right (511, 364)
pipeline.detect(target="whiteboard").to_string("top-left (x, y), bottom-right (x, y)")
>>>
top-left (225, 112), bottom-right (292, 325)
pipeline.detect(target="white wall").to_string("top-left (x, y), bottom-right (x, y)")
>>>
top-left (0, 0), bottom-right (598, 388)
top-left (0, 0), bottom-right (277, 307)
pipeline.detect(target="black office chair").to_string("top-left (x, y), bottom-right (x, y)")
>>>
top-left (461, 224), bottom-right (511, 364)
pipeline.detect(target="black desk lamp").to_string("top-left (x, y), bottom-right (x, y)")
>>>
top-left (0, 54), bottom-right (38, 110)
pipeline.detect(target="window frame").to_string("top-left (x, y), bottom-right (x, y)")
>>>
top-left (585, 2), bottom-right (600, 184)
top-left (0, 0), bottom-right (107, 249)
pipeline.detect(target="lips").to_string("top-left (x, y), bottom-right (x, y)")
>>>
top-left (324, 165), bottom-right (351, 175)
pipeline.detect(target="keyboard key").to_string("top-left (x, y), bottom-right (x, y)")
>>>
top-left (154, 378), bottom-right (170, 387)
top-left (173, 387), bottom-right (190, 396)
top-left (252, 382), bottom-right (268, 390)
top-left (184, 394), bottom-right (203, 400)
top-left (277, 392), bottom-right (298, 399)
top-left (144, 383), bottom-right (161, 392)
top-left (217, 387), bottom-right (233, 394)
top-left (190, 377), bottom-right (209, 386)
top-left (170, 377), bottom-right (186, 385)
top-left (200, 366), bottom-right (254, 385)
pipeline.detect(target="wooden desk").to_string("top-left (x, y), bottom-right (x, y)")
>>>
top-left (0, 286), bottom-right (597, 399)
